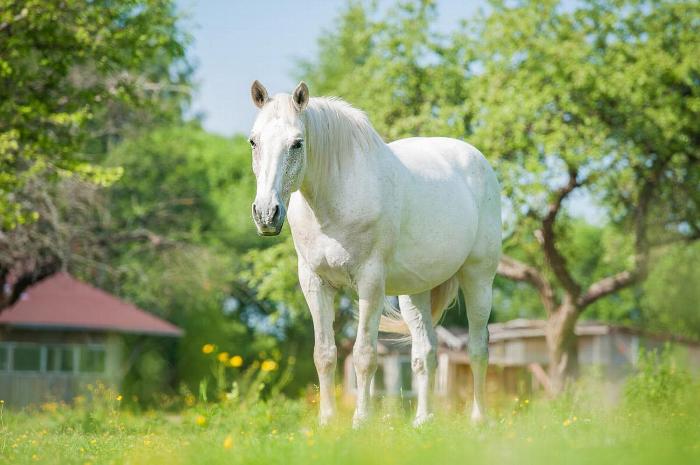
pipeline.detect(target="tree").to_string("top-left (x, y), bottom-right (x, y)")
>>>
top-left (465, 0), bottom-right (699, 391)
top-left (296, 0), bottom-right (699, 392)
top-left (0, 0), bottom-right (191, 229)
top-left (0, 0), bottom-right (192, 304)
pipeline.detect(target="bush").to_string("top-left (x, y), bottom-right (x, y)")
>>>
top-left (623, 344), bottom-right (694, 410)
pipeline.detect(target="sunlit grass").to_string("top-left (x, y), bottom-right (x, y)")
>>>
top-left (1, 379), bottom-right (698, 465)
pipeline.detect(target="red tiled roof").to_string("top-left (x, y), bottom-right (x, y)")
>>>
top-left (0, 273), bottom-right (182, 337)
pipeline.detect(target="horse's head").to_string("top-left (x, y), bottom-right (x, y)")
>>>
top-left (248, 80), bottom-right (309, 236)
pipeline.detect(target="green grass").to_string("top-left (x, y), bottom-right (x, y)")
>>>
top-left (1, 379), bottom-right (699, 465)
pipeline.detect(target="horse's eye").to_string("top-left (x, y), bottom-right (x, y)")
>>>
top-left (248, 138), bottom-right (256, 148)
top-left (290, 139), bottom-right (303, 150)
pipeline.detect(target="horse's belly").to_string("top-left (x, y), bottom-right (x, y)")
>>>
top-left (381, 137), bottom-right (491, 295)
top-left (385, 185), bottom-right (477, 295)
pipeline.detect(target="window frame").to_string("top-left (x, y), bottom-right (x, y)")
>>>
top-left (7, 343), bottom-right (44, 373)
top-left (78, 344), bottom-right (107, 374)
top-left (0, 342), bottom-right (107, 375)
top-left (0, 344), bottom-right (8, 371)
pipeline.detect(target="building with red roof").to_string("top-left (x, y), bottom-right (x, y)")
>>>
top-left (0, 273), bottom-right (182, 407)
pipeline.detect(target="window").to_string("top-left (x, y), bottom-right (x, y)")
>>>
top-left (79, 347), bottom-right (106, 373)
top-left (47, 346), bottom-right (74, 373)
top-left (0, 345), bottom-right (7, 370)
top-left (13, 345), bottom-right (41, 372)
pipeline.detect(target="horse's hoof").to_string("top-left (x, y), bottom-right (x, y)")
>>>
top-left (412, 413), bottom-right (434, 428)
top-left (352, 412), bottom-right (369, 429)
top-left (470, 411), bottom-right (486, 425)
top-left (318, 413), bottom-right (334, 427)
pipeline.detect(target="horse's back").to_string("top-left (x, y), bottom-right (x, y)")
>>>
top-left (388, 136), bottom-right (499, 210)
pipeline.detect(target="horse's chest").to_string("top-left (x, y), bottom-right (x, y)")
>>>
top-left (297, 233), bottom-right (357, 288)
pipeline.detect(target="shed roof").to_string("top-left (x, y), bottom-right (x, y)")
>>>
top-left (0, 273), bottom-right (182, 337)
top-left (377, 318), bottom-right (699, 353)
top-left (438, 318), bottom-right (699, 350)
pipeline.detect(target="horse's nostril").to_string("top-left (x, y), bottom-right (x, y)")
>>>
top-left (252, 204), bottom-right (258, 218)
top-left (271, 205), bottom-right (280, 222)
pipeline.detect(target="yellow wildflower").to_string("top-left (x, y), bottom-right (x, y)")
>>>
top-left (195, 415), bottom-right (207, 426)
top-left (230, 355), bottom-right (243, 367)
top-left (202, 344), bottom-right (215, 354)
top-left (261, 360), bottom-right (278, 372)
top-left (563, 419), bottom-right (572, 427)
top-left (217, 352), bottom-right (230, 363)
top-left (223, 435), bottom-right (234, 449)
top-left (116, 395), bottom-right (123, 401)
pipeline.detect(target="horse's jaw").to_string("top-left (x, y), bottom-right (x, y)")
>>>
top-left (256, 225), bottom-right (283, 236)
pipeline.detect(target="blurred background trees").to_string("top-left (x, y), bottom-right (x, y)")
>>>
top-left (1, 0), bottom-right (698, 400)
top-left (0, 0), bottom-right (191, 300)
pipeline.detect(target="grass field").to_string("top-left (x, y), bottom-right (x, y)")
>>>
top-left (2, 356), bottom-right (699, 465)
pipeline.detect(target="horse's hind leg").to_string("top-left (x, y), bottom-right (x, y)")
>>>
top-left (399, 291), bottom-right (437, 426)
top-left (458, 262), bottom-right (496, 423)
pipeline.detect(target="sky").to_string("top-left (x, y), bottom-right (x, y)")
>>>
top-left (179, 0), bottom-right (487, 137)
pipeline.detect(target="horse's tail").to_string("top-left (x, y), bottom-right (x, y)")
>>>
top-left (378, 276), bottom-right (460, 334)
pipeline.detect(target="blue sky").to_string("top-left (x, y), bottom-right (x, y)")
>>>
top-left (179, 0), bottom-right (487, 137)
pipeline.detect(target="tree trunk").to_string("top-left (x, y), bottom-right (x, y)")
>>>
top-left (545, 304), bottom-right (579, 394)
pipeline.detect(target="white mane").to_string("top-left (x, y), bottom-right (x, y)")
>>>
top-left (257, 95), bottom-right (385, 197)
top-left (303, 97), bottom-right (385, 197)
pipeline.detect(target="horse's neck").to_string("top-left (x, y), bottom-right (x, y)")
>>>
top-left (299, 143), bottom-right (387, 222)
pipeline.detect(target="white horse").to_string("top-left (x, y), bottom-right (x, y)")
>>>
top-left (248, 81), bottom-right (501, 427)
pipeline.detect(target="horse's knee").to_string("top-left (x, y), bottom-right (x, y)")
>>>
top-left (314, 344), bottom-right (337, 375)
top-left (353, 343), bottom-right (377, 376)
top-left (412, 344), bottom-right (437, 375)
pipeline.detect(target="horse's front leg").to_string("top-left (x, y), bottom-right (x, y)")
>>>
top-left (352, 265), bottom-right (385, 428)
top-left (299, 260), bottom-right (337, 426)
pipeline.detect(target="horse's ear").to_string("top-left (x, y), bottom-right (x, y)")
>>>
top-left (251, 80), bottom-right (269, 109)
top-left (292, 81), bottom-right (309, 112)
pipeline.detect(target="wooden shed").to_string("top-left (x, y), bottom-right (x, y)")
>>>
top-left (343, 318), bottom-right (700, 403)
top-left (0, 272), bottom-right (182, 407)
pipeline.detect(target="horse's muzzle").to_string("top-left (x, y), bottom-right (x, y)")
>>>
top-left (252, 201), bottom-right (285, 236)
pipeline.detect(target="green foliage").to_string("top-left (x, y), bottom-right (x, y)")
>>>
top-left (0, 0), bottom-right (192, 228)
top-left (641, 242), bottom-right (700, 339)
top-left (104, 125), bottom-right (263, 250)
top-left (624, 345), bottom-right (694, 410)
top-left (196, 348), bottom-right (295, 406)
top-left (241, 237), bottom-right (306, 318)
